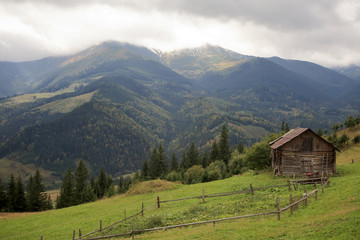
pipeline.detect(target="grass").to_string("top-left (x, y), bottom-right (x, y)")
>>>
top-left (1, 142), bottom-right (359, 240)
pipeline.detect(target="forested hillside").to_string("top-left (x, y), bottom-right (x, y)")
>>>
top-left (0, 41), bottom-right (359, 180)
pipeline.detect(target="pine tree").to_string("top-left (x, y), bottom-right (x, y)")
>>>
top-left (149, 147), bottom-right (160, 179)
top-left (141, 160), bottom-right (149, 180)
top-left (281, 121), bottom-right (285, 131)
top-left (96, 167), bottom-right (107, 199)
top-left (74, 159), bottom-right (89, 204)
top-left (201, 150), bottom-right (210, 168)
top-left (285, 123), bottom-right (290, 132)
top-left (15, 176), bottom-right (26, 212)
top-left (186, 142), bottom-right (200, 168)
top-left (0, 180), bottom-right (7, 212)
top-left (210, 139), bottom-right (220, 163)
top-left (7, 174), bottom-right (16, 212)
top-left (118, 176), bottom-right (124, 194)
top-left (27, 170), bottom-right (48, 211)
top-left (219, 125), bottom-right (231, 165)
top-left (158, 144), bottom-right (167, 176)
top-left (56, 167), bottom-right (74, 209)
top-left (179, 150), bottom-right (187, 170)
top-left (237, 141), bottom-right (244, 154)
top-left (170, 152), bottom-right (178, 171)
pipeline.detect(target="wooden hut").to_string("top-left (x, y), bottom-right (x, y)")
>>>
top-left (269, 127), bottom-right (339, 176)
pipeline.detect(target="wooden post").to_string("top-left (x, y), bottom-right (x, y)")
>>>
top-left (315, 189), bottom-right (318, 200)
top-left (40, 236), bottom-right (43, 240)
top-left (157, 196), bottom-right (160, 208)
top-left (290, 194), bottom-right (293, 215)
top-left (202, 189), bottom-right (205, 203)
top-left (213, 208), bottom-right (216, 228)
top-left (142, 202), bottom-right (144, 216)
top-left (276, 197), bottom-right (280, 220)
top-left (100, 220), bottom-right (102, 231)
top-left (124, 209), bottom-right (126, 219)
top-left (287, 178), bottom-right (291, 191)
top-left (352, 159), bottom-right (354, 164)
top-left (131, 220), bottom-right (134, 240)
top-left (79, 229), bottom-right (81, 239)
top-left (250, 184), bottom-right (254, 195)
top-left (304, 188), bottom-right (307, 205)
top-left (72, 230), bottom-right (75, 240)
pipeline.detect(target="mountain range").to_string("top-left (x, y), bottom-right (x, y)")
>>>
top-left (0, 41), bottom-right (359, 181)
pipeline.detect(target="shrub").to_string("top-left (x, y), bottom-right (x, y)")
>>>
top-left (229, 150), bottom-right (245, 175)
top-left (165, 171), bottom-right (182, 182)
top-left (204, 161), bottom-right (227, 182)
top-left (184, 165), bottom-right (205, 184)
top-left (145, 215), bottom-right (163, 229)
top-left (353, 135), bottom-right (360, 144)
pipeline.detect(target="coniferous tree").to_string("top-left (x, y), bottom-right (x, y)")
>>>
top-left (237, 141), bottom-right (244, 154)
top-left (281, 121), bottom-right (285, 131)
top-left (210, 139), bottom-right (220, 163)
top-left (15, 176), bottom-right (26, 212)
top-left (170, 152), bottom-right (179, 172)
top-left (186, 142), bottom-right (200, 168)
top-left (117, 176), bottom-right (124, 194)
top-left (201, 150), bottom-right (210, 168)
top-left (149, 147), bottom-right (160, 179)
top-left (7, 174), bottom-right (16, 212)
top-left (56, 167), bottom-right (74, 209)
top-left (219, 125), bottom-right (231, 165)
top-left (96, 167), bottom-right (107, 198)
top-left (141, 160), bottom-right (149, 180)
top-left (74, 159), bottom-right (89, 205)
top-left (158, 144), bottom-right (167, 176)
top-left (179, 150), bottom-right (187, 170)
top-left (285, 123), bottom-right (290, 132)
top-left (0, 180), bottom-right (7, 212)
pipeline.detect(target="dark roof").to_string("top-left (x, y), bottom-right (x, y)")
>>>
top-left (269, 127), bottom-right (340, 151)
top-left (269, 127), bottom-right (308, 149)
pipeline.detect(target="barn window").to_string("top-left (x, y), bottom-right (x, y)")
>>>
top-left (301, 136), bottom-right (313, 152)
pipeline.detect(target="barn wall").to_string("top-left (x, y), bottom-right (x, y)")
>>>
top-left (274, 131), bottom-right (336, 176)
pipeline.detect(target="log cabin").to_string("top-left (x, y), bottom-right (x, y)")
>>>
top-left (269, 127), bottom-right (339, 176)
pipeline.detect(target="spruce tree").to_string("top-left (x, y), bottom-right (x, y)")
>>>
top-left (7, 174), bottom-right (16, 212)
top-left (56, 167), bottom-right (74, 209)
top-left (186, 142), bottom-right (200, 168)
top-left (158, 144), bottom-right (167, 176)
top-left (179, 150), bottom-right (187, 170)
top-left (201, 150), bottom-right (210, 168)
top-left (237, 141), bottom-right (244, 154)
top-left (170, 152), bottom-right (178, 172)
top-left (141, 160), bottom-right (149, 180)
top-left (210, 139), bottom-right (220, 163)
top-left (219, 125), bottom-right (231, 165)
top-left (15, 176), bottom-right (26, 212)
top-left (0, 180), bottom-right (7, 212)
top-left (118, 176), bottom-right (124, 194)
top-left (74, 159), bottom-right (89, 204)
top-left (96, 167), bottom-right (107, 198)
top-left (27, 170), bottom-right (48, 211)
top-left (149, 147), bottom-right (160, 179)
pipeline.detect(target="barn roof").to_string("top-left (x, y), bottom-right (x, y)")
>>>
top-left (269, 127), bottom-right (308, 149)
top-left (269, 127), bottom-right (340, 151)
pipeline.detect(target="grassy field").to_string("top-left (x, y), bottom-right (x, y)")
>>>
top-left (1, 141), bottom-right (359, 240)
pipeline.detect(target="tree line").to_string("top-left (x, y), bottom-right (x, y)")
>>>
top-left (0, 170), bottom-right (52, 212)
top-left (140, 125), bottom-right (282, 184)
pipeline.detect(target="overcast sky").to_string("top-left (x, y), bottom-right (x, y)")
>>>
top-left (1, 0), bottom-right (360, 67)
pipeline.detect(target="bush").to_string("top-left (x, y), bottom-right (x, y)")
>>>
top-left (145, 215), bottom-right (163, 229)
top-left (229, 150), bottom-right (245, 175)
top-left (165, 171), bottom-right (182, 182)
top-left (204, 161), bottom-right (227, 182)
top-left (353, 135), bottom-right (360, 144)
top-left (184, 165), bottom-right (205, 184)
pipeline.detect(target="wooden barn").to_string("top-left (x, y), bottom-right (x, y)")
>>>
top-left (269, 127), bottom-right (339, 176)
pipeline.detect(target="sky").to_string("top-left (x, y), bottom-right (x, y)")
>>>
top-left (1, 0), bottom-right (360, 67)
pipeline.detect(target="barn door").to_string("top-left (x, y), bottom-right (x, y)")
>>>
top-left (301, 160), bottom-right (313, 173)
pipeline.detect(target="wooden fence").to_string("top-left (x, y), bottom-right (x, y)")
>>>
top-left (60, 178), bottom-right (330, 240)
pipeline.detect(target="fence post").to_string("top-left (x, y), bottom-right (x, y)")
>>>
top-left (213, 208), bottom-right (216, 228)
top-left (72, 230), bottom-right (75, 240)
top-left (276, 197), bottom-right (280, 220)
top-left (157, 196), bottom-right (160, 208)
top-left (287, 178), bottom-right (291, 191)
top-left (304, 188), bottom-right (307, 205)
top-left (124, 209), bottom-right (127, 219)
top-left (131, 220), bottom-right (134, 240)
top-left (352, 159), bottom-right (354, 164)
top-left (250, 184), bottom-right (254, 195)
top-left (78, 229), bottom-right (81, 239)
top-left (315, 189), bottom-right (318, 200)
top-left (142, 202), bottom-right (144, 216)
top-left (100, 220), bottom-right (102, 231)
top-left (202, 189), bottom-right (205, 203)
top-left (290, 194), bottom-right (293, 215)
top-left (40, 236), bottom-right (43, 240)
